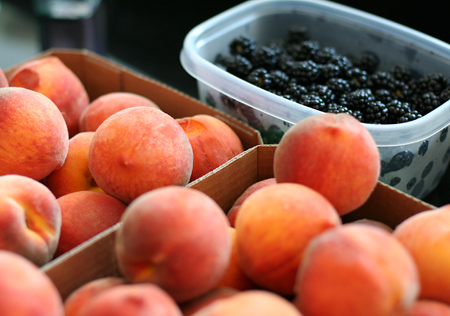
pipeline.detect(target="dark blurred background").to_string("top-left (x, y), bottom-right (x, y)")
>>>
top-left (1, 0), bottom-right (449, 98)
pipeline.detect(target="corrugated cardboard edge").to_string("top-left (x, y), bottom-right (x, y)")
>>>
top-left (42, 145), bottom-right (435, 300)
top-left (5, 48), bottom-right (263, 150)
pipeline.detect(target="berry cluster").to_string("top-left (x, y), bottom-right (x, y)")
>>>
top-left (214, 25), bottom-right (450, 124)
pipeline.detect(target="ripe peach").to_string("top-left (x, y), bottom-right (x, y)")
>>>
top-left (180, 287), bottom-right (239, 316)
top-left (64, 276), bottom-right (128, 316)
top-left (89, 106), bottom-right (193, 204)
top-left (177, 114), bottom-right (244, 182)
top-left (0, 67), bottom-right (8, 87)
top-left (235, 182), bottom-right (341, 296)
top-left (274, 113), bottom-right (380, 216)
top-left (45, 131), bottom-right (101, 198)
top-left (76, 283), bottom-right (182, 316)
top-left (8, 56), bottom-right (90, 137)
top-left (393, 204), bottom-right (450, 304)
top-left (0, 87), bottom-right (69, 181)
top-left (0, 174), bottom-right (61, 266)
top-left (227, 177), bottom-right (276, 227)
top-left (79, 91), bottom-right (160, 132)
top-left (190, 290), bottom-right (303, 316)
top-left (55, 191), bottom-right (127, 257)
top-left (215, 227), bottom-right (255, 291)
top-left (115, 186), bottom-right (232, 303)
top-left (294, 223), bottom-right (420, 316)
top-left (0, 249), bottom-right (64, 316)
top-left (406, 300), bottom-right (450, 316)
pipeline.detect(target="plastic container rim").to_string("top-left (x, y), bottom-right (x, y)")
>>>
top-left (181, 0), bottom-right (450, 147)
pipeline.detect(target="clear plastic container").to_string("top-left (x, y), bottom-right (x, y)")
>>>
top-left (180, 0), bottom-right (450, 199)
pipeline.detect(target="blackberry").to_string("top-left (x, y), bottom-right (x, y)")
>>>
top-left (319, 63), bottom-right (341, 82)
top-left (269, 69), bottom-right (290, 91)
top-left (344, 67), bottom-right (368, 89)
top-left (364, 100), bottom-right (389, 124)
top-left (214, 54), bottom-right (253, 79)
top-left (374, 89), bottom-right (393, 104)
top-left (413, 73), bottom-right (450, 95)
top-left (287, 40), bottom-right (320, 61)
top-left (440, 86), bottom-right (450, 104)
top-left (346, 89), bottom-right (375, 110)
top-left (326, 103), bottom-right (353, 115)
top-left (353, 51), bottom-right (379, 74)
top-left (229, 35), bottom-right (257, 58)
top-left (308, 84), bottom-right (336, 104)
top-left (284, 60), bottom-right (320, 85)
top-left (392, 80), bottom-right (412, 101)
top-left (418, 92), bottom-right (441, 115)
top-left (287, 25), bottom-right (310, 44)
top-left (386, 100), bottom-right (413, 123)
top-left (313, 46), bottom-right (338, 64)
top-left (300, 94), bottom-right (326, 111)
top-left (330, 54), bottom-right (353, 72)
top-left (391, 65), bottom-right (412, 82)
top-left (326, 78), bottom-right (352, 96)
top-left (350, 109), bottom-right (364, 121)
top-left (246, 68), bottom-right (273, 90)
top-left (250, 45), bottom-right (280, 70)
top-left (284, 82), bottom-right (308, 101)
top-left (368, 71), bottom-right (396, 91)
top-left (398, 110), bottom-right (423, 123)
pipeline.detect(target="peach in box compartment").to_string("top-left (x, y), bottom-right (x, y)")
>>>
top-left (41, 144), bottom-right (440, 315)
top-left (0, 49), bottom-right (262, 265)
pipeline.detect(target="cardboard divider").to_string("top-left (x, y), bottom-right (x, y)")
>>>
top-left (41, 145), bottom-right (435, 300)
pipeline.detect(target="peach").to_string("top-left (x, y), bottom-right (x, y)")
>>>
top-left (294, 223), bottom-right (420, 316)
top-left (8, 56), bottom-right (90, 137)
top-left (215, 227), bottom-right (255, 291)
top-left (76, 283), bottom-right (183, 316)
top-left (114, 186), bottom-right (232, 303)
top-left (406, 300), bottom-right (450, 316)
top-left (234, 182), bottom-right (341, 296)
top-left (89, 106), bottom-right (193, 204)
top-left (0, 67), bottom-right (8, 87)
top-left (190, 289), bottom-right (303, 316)
top-left (55, 191), bottom-right (127, 257)
top-left (274, 113), bottom-right (380, 216)
top-left (45, 131), bottom-right (101, 198)
top-left (0, 87), bottom-right (69, 181)
top-left (0, 174), bottom-right (61, 266)
top-left (0, 250), bottom-right (64, 316)
top-left (64, 276), bottom-right (128, 316)
top-left (227, 177), bottom-right (276, 227)
top-left (180, 287), bottom-right (239, 316)
top-left (177, 114), bottom-right (244, 182)
top-left (79, 91), bottom-right (160, 132)
top-left (393, 204), bottom-right (450, 304)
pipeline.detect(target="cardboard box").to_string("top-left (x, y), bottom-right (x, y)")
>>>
top-left (4, 49), bottom-right (263, 150)
top-left (41, 145), bottom-right (436, 300)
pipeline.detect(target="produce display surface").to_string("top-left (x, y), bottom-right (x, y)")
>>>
top-left (181, 0), bottom-right (450, 200)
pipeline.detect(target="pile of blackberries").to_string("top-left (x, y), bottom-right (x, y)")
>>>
top-left (214, 25), bottom-right (450, 124)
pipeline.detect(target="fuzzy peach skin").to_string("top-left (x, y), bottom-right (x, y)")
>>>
top-left (77, 283), bottom-right (183, 316)
top-left (393, 204), bottom-right (450, 304)
top-left (0, 87), bottom-right (69, 180)
top-left (0, 174), bottom-right (61, 266)
top-left (235, 182), bottom-right (341, 296)
top-left (45, 131), bottom-right (101, 198)
top-left (0, 67), bottom-right (8, 87)
top-left (274, 113), bottom-right (380, 216)
top-left (294, 223), bottom-right (420, 316)
top-left (0, 250), bottom-right (64, 316)
top-left (191, 290), bottom-right (303, 316)
top-left (7, 56), bottom-right (89, 137)
top-left (89, 106), bottom-right (193, 204)
top-left (179, 287), bottom-right (239, 316)
top-left (177, 114), bottom-right (244, 182)
top-left (64, 276), bottom-right (128, 316)
top-left (55, 191), bottom-right (127, 257)
top-left (406, 300), bottom-right (450, 316)
top-left (114, 186), bottom-right (232, 303)
top-left (215, 227), bottom-right (255, 291)
top-left (227, 177), bottom-right (276, 227)
top-left (79, 91), bottom-right (160, 132)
